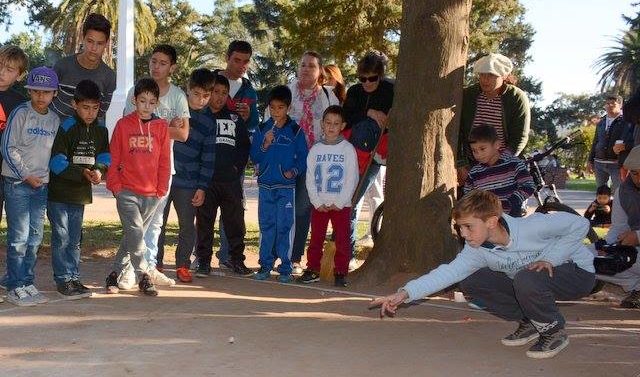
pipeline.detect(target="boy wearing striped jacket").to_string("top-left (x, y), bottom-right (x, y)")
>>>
top-left (463, 125), bottom-right (535, 217)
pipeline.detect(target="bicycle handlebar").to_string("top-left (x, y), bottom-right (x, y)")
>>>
top-left (526, 130), bottom-right (581, 164)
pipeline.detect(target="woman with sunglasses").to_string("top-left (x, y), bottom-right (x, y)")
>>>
top-left (457, 53), bottom-right (531, 185)
top-left (265, 51), bottom-right (339, 274)
top-left (342, 51), bottom-right (395, 260)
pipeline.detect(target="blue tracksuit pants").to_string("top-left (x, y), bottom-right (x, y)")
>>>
top-left (258, 186), bottom-right (295, 275)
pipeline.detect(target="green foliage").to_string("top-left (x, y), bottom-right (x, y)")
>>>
top-left (595, 30), bottom-right (640, 96)
top-left (1, 32), bottom-right (59, 96)
top-left (534, 93), bottom-right (603, 137)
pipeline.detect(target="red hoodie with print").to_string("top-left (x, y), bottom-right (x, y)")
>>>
top-left (106, 112), bottom-right (170, 197)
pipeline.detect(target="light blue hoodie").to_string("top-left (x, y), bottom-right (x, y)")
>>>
top-left (402, 212), bottom-right (595, 302)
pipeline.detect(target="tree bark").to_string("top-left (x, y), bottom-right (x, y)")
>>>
top-left (352, 0), bottom-right (471, 287)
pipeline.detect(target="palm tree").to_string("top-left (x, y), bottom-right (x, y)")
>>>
top-left (47, 0), bottom-right (157, 66)
top-left (594, 30), bottom-right (640, 96)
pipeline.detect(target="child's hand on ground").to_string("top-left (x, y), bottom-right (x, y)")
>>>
top-left (527, 260), bottom-right (553, 277)
top-left (24, 175), bottom-right (43, 188)
top-left (192, 189), bottom-right (205, 207)
top-left (618, 230), bottom-right (639, 246)
top-left (369, 290), bottom-right (409, 318)
top-left (283, 170), bottom-right (295, 179)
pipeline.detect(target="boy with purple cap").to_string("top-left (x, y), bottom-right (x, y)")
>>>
top-left (1, 66), bottom-right (60, 306)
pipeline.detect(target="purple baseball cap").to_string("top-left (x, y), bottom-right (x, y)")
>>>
top-left (24, 66), bottom-right (59, 91)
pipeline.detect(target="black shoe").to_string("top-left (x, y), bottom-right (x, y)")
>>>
top-left (334, 274), bottom-right (348, 287)
top-left (195, 264), bottom-right (211, 278)
top-left (105, 271), bottom-right (119, 294)
top-left (298, 270), bottom-right (320, 284)
top-left (71, 280), bottom-right (92, 297)
top-left (231, 261), bottom-right (254, 277)
top-left (138, 273), bottom-right (158, 296)
top-left (526, 329), bottom-right (569, 359)
top-left (57, 281), bottom-right (84, 300)
top-left (501, 321), bottom-right (539, 346)
top-left (219, 260), bottom-right (234, 270)
top-left (621, 290), bottom-right (640, 309)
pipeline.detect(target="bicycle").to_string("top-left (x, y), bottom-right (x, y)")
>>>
top-left (370, 130), bottom-right (599, 243)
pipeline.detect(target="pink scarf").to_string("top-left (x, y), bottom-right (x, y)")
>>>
top-left (297, 81), bottom-right (320, 148)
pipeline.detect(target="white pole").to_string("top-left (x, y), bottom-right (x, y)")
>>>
top-left (105, 0), bottom-right (135, 137)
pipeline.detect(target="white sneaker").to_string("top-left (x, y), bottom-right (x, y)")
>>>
top-left (149, 269), bottom-right (176, 286)
top-left (292, 263), bottom-right (303, 275)
top-left (23, 284), bottom-right (49, 304)
top-left (348, 258), bottom-right (359, 272)
top-left (117, 263), bottom-right (137, 290)
top-left (357, 234), bottom-right (374, 247)
top-left (6, 286), bottom-right (36, 306)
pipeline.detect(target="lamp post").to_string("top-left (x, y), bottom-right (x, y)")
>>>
top-left (105, 0), bottom-right (135, 137)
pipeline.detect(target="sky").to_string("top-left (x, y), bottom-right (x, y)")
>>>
top-left (1, 0), bottom-right (636, 105)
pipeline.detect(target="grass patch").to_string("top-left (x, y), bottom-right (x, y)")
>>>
top-left (0, 219), bottom-right (370, 261)
top-left (565, 178), bottom-right (596, 192)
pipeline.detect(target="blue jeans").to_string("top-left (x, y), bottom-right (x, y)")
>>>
top-left (47, 201), bottom-right (85, 284)
top-left (142, 193), bottom-right (169, 269)
top-left (4, 178), bottom-right (47, 291)
top-left (350, 161), bottom-right (381, 254)
top-left (291, 173), bottom-right (311, 263)
top-left (594, 161), bottom-right (621, 192)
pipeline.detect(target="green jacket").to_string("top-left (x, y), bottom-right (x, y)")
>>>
top-left (457, 83), bottom-right (530, 167)
top-left (48, 115), bottom-right (111, 205)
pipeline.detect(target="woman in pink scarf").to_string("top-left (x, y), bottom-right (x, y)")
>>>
top-left (267, 51), bottom-right (339, 273)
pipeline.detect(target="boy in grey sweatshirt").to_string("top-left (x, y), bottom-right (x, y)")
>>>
top-left (370, 190), bottom-right (595, 359)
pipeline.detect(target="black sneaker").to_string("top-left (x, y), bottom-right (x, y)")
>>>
top-left (526, 329), bottom-right (569, 359)
top-left (138, 273), bottom-right (158, 297)
top-left (501, 321), bottom-right (539, 346)
top-left (57, 281), bottom-right (84, 300)
top-left (105, 271), bottom-right (119, 294)
top-left (195, 264), bottom-right (211, 278)
top-left (298, 270), bottom-right (320, 284)
top-left (334, 274), bottom-right (348, 287)
top-left (621, 290), bottom-right (640, 309)
top-left (71, 280), bottom-right (92, 298)
top-left (231, 261), bottom-right (254, 277)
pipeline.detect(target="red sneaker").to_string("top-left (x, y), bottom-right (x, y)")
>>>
top-left (176, 267), bottom-right (192, 283)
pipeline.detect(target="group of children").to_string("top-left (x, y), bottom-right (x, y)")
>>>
top-left (0, 25), bottom-right (361, 304)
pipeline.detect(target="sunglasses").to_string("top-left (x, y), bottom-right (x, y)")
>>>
top-left (358, 75), bottom-right (379, 83)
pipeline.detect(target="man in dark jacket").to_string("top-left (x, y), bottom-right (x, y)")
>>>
top-left (588, 94), bottom-right (632, 192)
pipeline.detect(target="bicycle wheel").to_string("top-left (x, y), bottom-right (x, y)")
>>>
top-left (370, 201), bottom-right (384, 242)
top-left (534, 201), bottom-right (600, 243)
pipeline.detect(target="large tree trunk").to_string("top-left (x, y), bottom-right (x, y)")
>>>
top-left (352, 0), bottom-right (471, 287)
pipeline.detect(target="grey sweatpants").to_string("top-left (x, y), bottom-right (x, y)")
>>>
top-left (113, 191), bottom-right (160, 278)
top-left (459, 263), bottom-right (595, 334)
top-left (596, 261), bottom-right (640, 292)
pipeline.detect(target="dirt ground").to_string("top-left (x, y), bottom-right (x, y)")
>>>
top-left (0, 249), bottom-right (639, 377)
top-left (0, 186), bottom-right (639, 376)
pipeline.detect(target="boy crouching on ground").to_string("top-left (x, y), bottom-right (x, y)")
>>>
top-left (48, 79), bottom-right (110, 299)
top-left (370, 190), bottom-right (595, 359)
top-left (105, 78), bottom-right (170, 296)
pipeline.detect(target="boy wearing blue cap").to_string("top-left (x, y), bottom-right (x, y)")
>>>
top-left (1, 66), bottom-right (60, 306)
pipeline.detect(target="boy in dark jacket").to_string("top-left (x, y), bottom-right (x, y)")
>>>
top-left (195, 74), bottom-right (252, 278)
top-left (250, 85), bottom-right (308, 283)
top-left (48, 79), bottom-right (110, 299)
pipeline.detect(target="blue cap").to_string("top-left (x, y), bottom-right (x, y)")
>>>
top-left (24, 66), bottom-right (59, 91)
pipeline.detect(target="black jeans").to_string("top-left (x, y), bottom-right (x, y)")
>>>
top-left (459, 263), bottom-right (595, 333)
top-left (195, 180), bottom-right (246, 267)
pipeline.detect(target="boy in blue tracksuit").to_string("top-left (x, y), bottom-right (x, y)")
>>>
top-left (251, 85), bottom-right (308, 283)
top-left (371, 190), bottom-right (596, 360)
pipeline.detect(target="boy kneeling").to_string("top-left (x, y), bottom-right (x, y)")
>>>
top-left (371, 190), bottom-right (595, 359)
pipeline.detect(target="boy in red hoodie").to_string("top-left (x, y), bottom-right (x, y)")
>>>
top-left (105, 78), bottom-right (170, 296)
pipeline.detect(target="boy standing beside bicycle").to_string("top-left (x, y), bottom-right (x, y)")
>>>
top-left (463, 125), bottom-right (535, 216)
